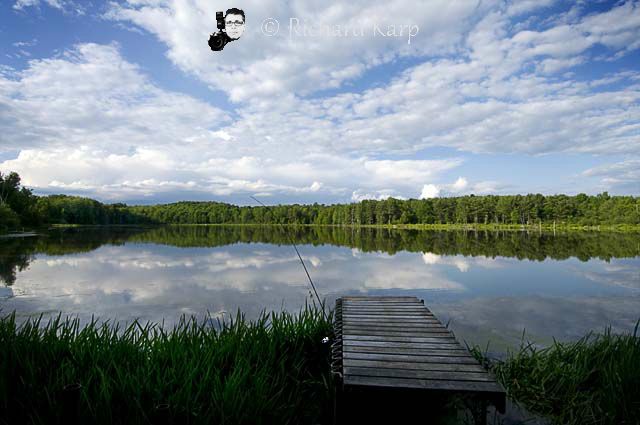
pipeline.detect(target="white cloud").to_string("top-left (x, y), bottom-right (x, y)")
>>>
top-left (13, 0), bottom-right (39, 9)
top-left (506, 0), bottom-right (556, 17)
top-left (582, 159), bottom-right (640, 194)
top-left (12, 39), bottom-right (38, 48)
top-left (352, 189), bottom-right (404, 202)
top-left (422, 252), bottom-right (507, 272)
top-left (452, 177), bottom-right (468, 191)
top-left (0, 43), bottom-right (229, 153)
top-left (419, 184), bottom-right (440, 199)
top-left (419, 177), bottom-right (502, 199)
top-left (13, 0), bottom-right (84, 14)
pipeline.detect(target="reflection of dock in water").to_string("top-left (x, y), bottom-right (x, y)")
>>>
top-left (331, 296), bottom-right (506, 424)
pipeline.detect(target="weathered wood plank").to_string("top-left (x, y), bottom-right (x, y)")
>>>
top-left (344, 366), bottom-right (495, 382)
top-left (342, 309), bottom-right (435, 318)
top-left (344, 375), bottom-right (504, 393)
top-left (343, 321), bottom-right (445, 327)
top-left (343, 300), bottom-right (424, 304)
top-left (343, 334), bottom-right (455, 343)
top-left (342, 328), bottom-right (453, 337)
top-left (343, 320), bottom-right (442, 331)
top-left (342, 314), bottom-right (444, 326)
top-left (343, 358), bottom-right (487, 373)
top-left (342, 340), bottom-right (464, 350)
top-left (342, 309), bottom-right (434, 315)
top-left (341, 329), bottom-right (449, 336)
top-left (343, 342), bottom-right (459, 351)
top-left (345, 302), bottom-right (423, 305)
top-left (343, 296), bottom-right (419, 300)
top-left (342, 326), bottom-right (449, 333)
top-left (343, 304), bottom-right (430, 310)
top-left (342, 322), bottom-right (446, 330)
top-left (343, 351), bottom-right (479, 364)
top-left (342, 315), bottom-right (436, 320)
top-left (343, 304), bottom-right (429, 308)
top-left (342, 314), bottom-right (436, 326)
top-left (342, 314), bottom-right (440, 323)
top-left (343, 345), bottom-right (464, 354)
top-left (343, 304), bottom-right (425, 308)
top-left (342, 299), bottom-right (421, 304)
top-left (343, 297), bottom-right (420, 299)
top-left (342, 323), bottom-right (443, 329)
top-left (342, 343), bottom-right (469, 357)
top-left (342, 318), bottom-right (441, 324)
top-left (342, 310), bottom-right (433, 314)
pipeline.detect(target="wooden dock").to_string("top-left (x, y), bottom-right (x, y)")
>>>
top-left (331, 296), bottom-right (505, 424)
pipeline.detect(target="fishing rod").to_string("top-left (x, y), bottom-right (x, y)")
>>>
top-left (250, 196), bottom-right (327, 321)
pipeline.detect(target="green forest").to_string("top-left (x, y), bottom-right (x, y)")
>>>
top-left (1, 171), bottom-right (639, 232)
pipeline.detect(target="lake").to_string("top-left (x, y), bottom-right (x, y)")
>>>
top-left (1, 225), bottom-right (638, 352)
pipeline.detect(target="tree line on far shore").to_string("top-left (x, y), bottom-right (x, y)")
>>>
top-left (1, 171), bottom-right (639, 231)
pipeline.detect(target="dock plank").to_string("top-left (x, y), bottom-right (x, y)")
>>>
top-left (344, 375), bottom-right (504, 393)
top-left (341, 330), bottom-right (450, 336)
top-left (344, 366), bottom-right (496, 382)
top-left (343, 359), bottom-right (487, 373)
top-left (343, 346), bottom-right (464, 356)
top-left (344, 346), bottom-right (465, 355)
top-left (343, 335), bottom-right (456, 343)
top-left (342, 322), bottom-right (447, 328)
top-left (343, 351), bottom-right (479, 364)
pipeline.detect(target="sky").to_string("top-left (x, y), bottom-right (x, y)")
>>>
top-left (0, 0), bottom-right (639, 205)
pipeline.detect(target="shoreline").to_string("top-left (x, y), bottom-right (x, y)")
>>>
top-left (43, 222), bottom-right (640, 232)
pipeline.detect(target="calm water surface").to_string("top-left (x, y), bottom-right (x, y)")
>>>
top-left (1, 226), bottom-right (638, 351)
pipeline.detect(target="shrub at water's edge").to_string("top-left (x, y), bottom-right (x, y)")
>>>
top-left (470, 323), bottom-right (640, 425)
top-left (0, 306), bottom-right (334, 425)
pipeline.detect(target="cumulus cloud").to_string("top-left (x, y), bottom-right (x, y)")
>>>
top-left (419, 177), bottom-right (504, 199)
top-left (582, 159), bottom-right (640, 194)
top-left (352, 189), bottom-right (403, 202)
top-left (0, 43), bottom-right (229, 153)
top-left (422, 252), bottom-right (507, 273)
top-left (419, 184), bottom-right (440, 199)
top-left (452, 177), bottom-right (468, 191)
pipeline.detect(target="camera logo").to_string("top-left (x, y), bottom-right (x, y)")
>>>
top-left (208, 8), bottom-right (245, 51)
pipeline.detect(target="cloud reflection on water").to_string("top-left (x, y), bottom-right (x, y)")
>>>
top-left (1, 227), bottom-right (638, 351)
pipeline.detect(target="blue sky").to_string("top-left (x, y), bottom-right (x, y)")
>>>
top-left (0, 0), bottom-right (638, 205)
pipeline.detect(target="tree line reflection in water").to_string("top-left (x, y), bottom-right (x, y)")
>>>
top-left (1, 225), bottom-right (639, 285)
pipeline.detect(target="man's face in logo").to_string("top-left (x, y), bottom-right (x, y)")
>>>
top-left (225, 13), bottom-right (245, 40)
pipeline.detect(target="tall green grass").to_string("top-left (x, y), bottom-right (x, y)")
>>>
top-left (472, 323), bottom-right (640, 425)
top-left (0, 306), bottom-right (333, 425)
